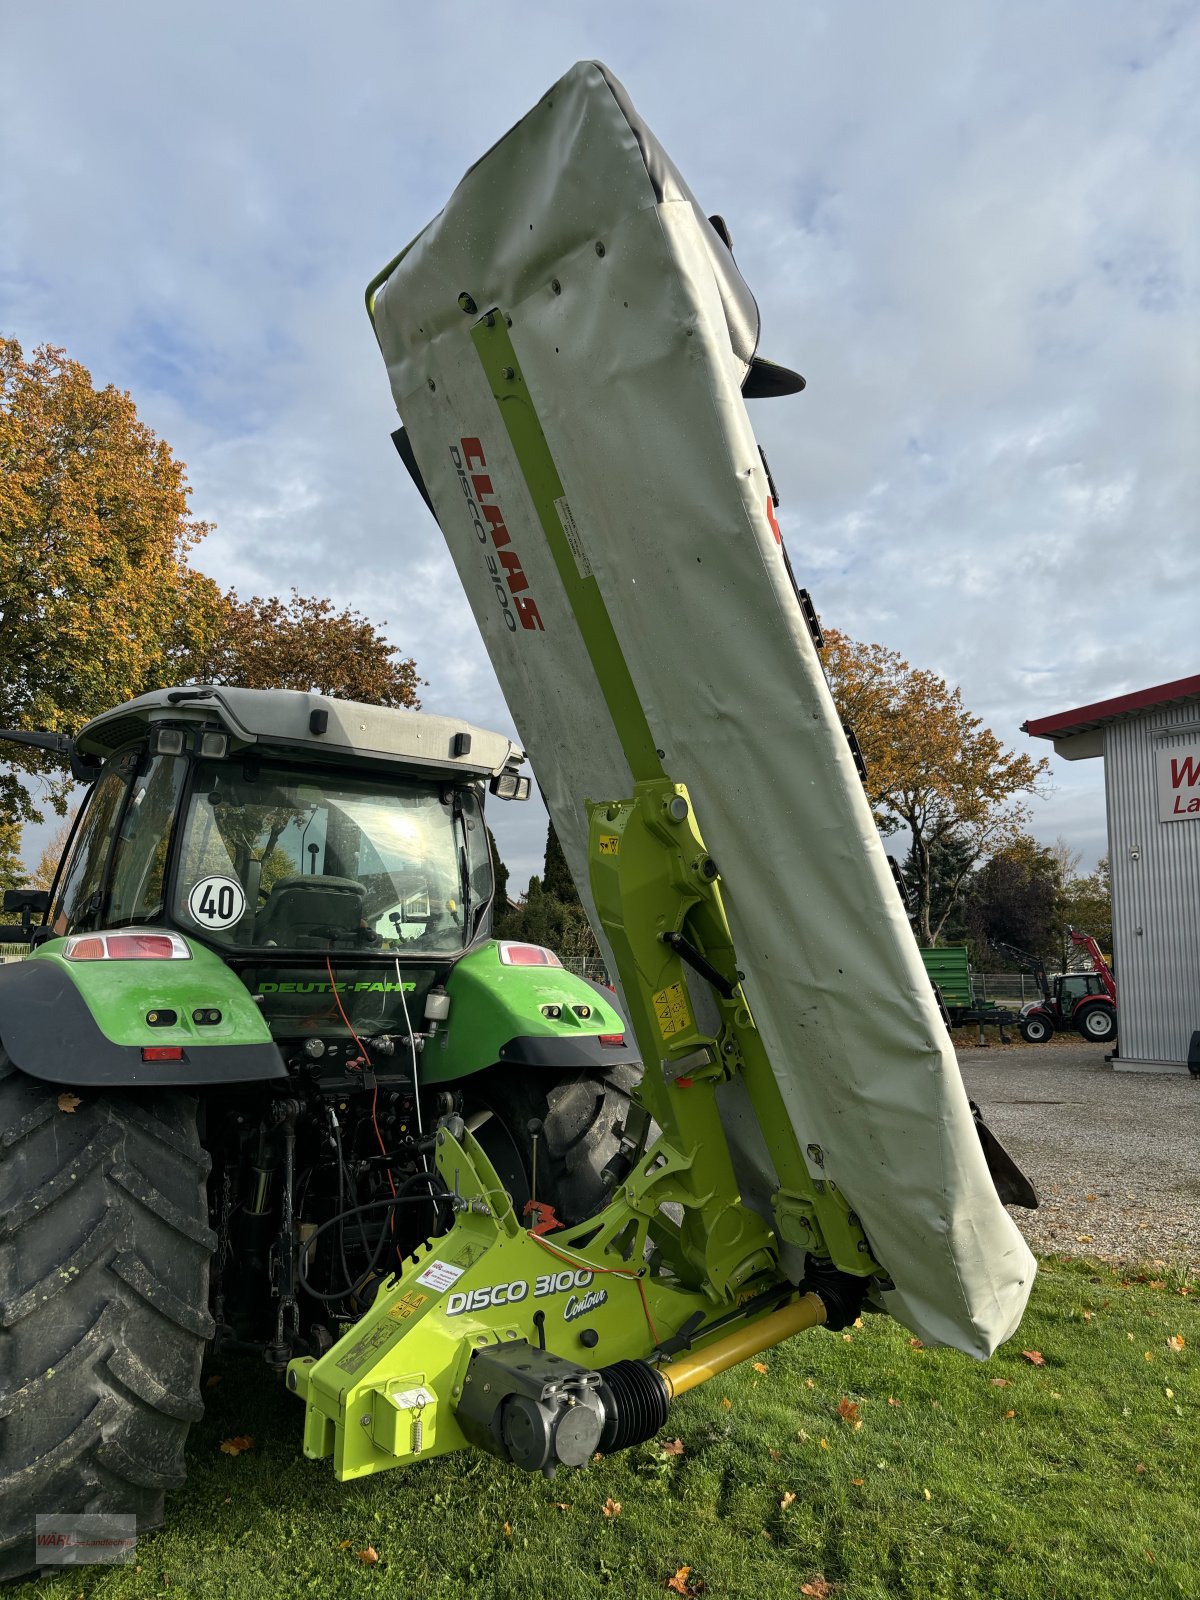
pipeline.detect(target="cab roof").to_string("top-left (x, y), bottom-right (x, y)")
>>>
top-left (75, 686), bottom-right (525, 780)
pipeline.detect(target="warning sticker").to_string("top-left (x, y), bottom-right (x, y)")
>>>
top-left (652, 981), bottom-right (692, 1040)
top-left (598, 834), bottom-right (620, 857)
top-left (387, 1290), bottom-right (429, 1323)
top-left (415, 1259), bottom-right (465, 1293)
top-left (554, 496), bottom-right (593, 580)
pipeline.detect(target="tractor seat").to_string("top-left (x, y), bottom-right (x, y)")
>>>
top-left (254, 875), bottom-right (366, 948)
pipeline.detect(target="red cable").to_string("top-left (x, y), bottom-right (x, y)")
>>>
top-left (527, 1231), bottom-right (660, 1346)
top-left (326, 956), bottom-right (397, 1203)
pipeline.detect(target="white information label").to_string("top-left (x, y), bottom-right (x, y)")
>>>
top-left (415, 1259), bottom-right (465, 1292)
top-left (1156, 742), bottom-right (1200, 822)
top-left (554, 495), bottom-right (593, 579)
top-left (186, 874), bottom-right (247, 930)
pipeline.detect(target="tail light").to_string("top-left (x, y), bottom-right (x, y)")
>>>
top-left (141, 1046), bottom-right (185, 1062)
top-left (496, 941), bottom-right (562, 968)
top-left (65, 929), bottom-right (192, 961)
top-left (598, 1033), bottom-right (626, 1047)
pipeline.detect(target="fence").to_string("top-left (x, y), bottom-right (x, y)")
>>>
top-left (971, 971), bottom-right (1043, 1004)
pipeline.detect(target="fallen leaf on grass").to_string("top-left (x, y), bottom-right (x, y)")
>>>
top-left (1144, 1352), bottom-right (1154, 1362)
top-left (219, 1435), bottom-right (254, 1456)
top-left (853, 1317), bottom-right (864, 1329)
top-left (804, 1378), bottom-right (815, 1390)
top-left (1003, 1410), bottom-right (1016, 1420)
top-left (1167, 1334), bottom-right (1186, 1353)
top-left (554, 1502), bottom-right (572, 1511)
top-left (887, 1396), bottom-right (900, 1407)
top-left (836, 1398), bottom-right (862, 1430)
top-left (720, 1397), bottom-right (732, 1410)
top-left (661, 1438), bottom-right (685, 1457)
top-left (851, 1477), bottom-right (865, 1487)
top-left (800, 1578), bottom-right (835, 1598)
top-left (503, 1522), bottom-right (512, 1538)
top-left (56, 1093), bottom-right (81, 1114)
top-left (666, 1566), bottom-right (702, 1596)
top-left (1021, 1351), bottom-right (1045, 1366)
top-left (908, 1338), bottom-right (924, 1350)
top-left (602, 1498), bottom-right (622, 1518)
top-left (338, 1540), bottom-right (352, 1549)
top-left (923, 1488), bottom-right (932, 1501)
top-left (841, 1333), bottom-right (853, 1343)
top-left (819, 1438), bottom-right (829, 1450)
top-left (1135, 1463), bottom-right (1147, 1475)
top-left (752, 1362), bottom-right (768, 1374)
top-left (768, 1448), bottom-right (782, 1461)
top-left (356, 1546), bottom-right (379, 1565)
top-left (780, 1491), bottom-right (796, 1509)
top-left (990, 1378), bottom-right (1011, 1388)
top-left (1081, 1310), bottom-right (1094, 1321)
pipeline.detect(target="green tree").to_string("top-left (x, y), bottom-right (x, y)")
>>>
top-left (900, 833), bottom-right (976, 947)
top-left (500, 823), bottom-right (602, 962)
top-left (962, 835), bottom-right (1063, 966)
top-left (0, 816), bottom-right (25, 896)
top-left (1059, 856), bottom-right (1113, 967)
top-left (486, 826), bottom-right (512, 935)
top-left (542, 821), bottom-right (578, 903)
top-left (0, 339), bottom-right (224, 823)
top-left (26, 812), bottom-right (76, 891)
top-left (821, 628), bottom-right (1049, 943)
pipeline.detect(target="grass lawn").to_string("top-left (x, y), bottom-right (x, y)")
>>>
top-left (16, 1257), bottom-right (1198, 1600)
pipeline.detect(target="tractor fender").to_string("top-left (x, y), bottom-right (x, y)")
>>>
top-left (422, 941), bottom-right (641, 1085)
top-left (0, 940), bottom-right (286, 1088)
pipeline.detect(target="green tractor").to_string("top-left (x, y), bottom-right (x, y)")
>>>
top-left (0, 685), bottom-right (641, 1580)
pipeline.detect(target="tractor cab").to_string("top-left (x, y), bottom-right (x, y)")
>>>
top-left (1053, 972), bottom-right (1108, 1019)
top-left (35, 685), bottom-right (529, 1054)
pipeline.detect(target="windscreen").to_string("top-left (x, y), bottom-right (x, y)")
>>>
top-left (171, 760), bottom-right (491, 954)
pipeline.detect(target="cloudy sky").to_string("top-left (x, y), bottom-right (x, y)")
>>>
top-left (4, 1), bottom-right (1196, 888)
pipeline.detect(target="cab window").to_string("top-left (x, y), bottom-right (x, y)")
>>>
top-left (50, 765), bottom-right (133, 935)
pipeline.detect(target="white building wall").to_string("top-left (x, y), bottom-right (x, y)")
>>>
top-left (1105, 704), bottom-right (1200, 1068)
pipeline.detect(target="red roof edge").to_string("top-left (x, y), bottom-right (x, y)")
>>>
top-left (1023, 673), bottom-right (1200, 739)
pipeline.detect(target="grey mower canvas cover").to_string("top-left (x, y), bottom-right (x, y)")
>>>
top-left (370, 60), bottom-right (1034, 1355)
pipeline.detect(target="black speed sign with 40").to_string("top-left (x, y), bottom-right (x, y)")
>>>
top-left (187, 874), bottom-right (247, 931)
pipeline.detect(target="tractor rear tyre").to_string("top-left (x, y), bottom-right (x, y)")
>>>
top-left (0, 1061), bottom-right (214, 1582)
top-left (463, 1064), bottom-right (642, 1228)
top-left (1076, 1005), bottom-right (1117, 1043)
top-left (1018, 1015), bottom-right (1053, 1044)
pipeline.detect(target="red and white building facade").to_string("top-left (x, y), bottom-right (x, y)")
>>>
top-left (1025, 674), bottom-right (1200, 1074)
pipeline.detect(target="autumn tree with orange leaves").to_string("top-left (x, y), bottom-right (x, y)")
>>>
top-left (190, 589), bottom-right (422, 707)
top-left (821, 627), bottom-right (1049, 944)
top-left (0, 338), bottom-right (224, 822)
top-left (1, 339), bottom-right (420, 835)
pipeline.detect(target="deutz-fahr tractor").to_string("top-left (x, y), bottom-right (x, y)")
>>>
top-left (0, 686), bottom-right (641, 1579)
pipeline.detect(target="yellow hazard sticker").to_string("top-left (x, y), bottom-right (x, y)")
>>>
top-left (652, 981), bottom-right (692, 1039)
top-left (598, 834), bottom-right (620, 857)
top-left (387, 1291), bottom-right (429, 1323)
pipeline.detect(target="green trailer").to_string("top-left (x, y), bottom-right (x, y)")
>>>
top-left (918, 945), bottom-right (1016, 1038)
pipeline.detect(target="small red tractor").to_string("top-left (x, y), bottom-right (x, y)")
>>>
top-left (993, 929), bottom-right (1116, 1044)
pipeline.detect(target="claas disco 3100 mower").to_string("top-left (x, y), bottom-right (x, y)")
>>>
top-left (0, 60), bottom-right (1035, 1579)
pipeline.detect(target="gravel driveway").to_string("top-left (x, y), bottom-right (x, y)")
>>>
top-left (959, 1040), bottom-right (1200, 1273)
